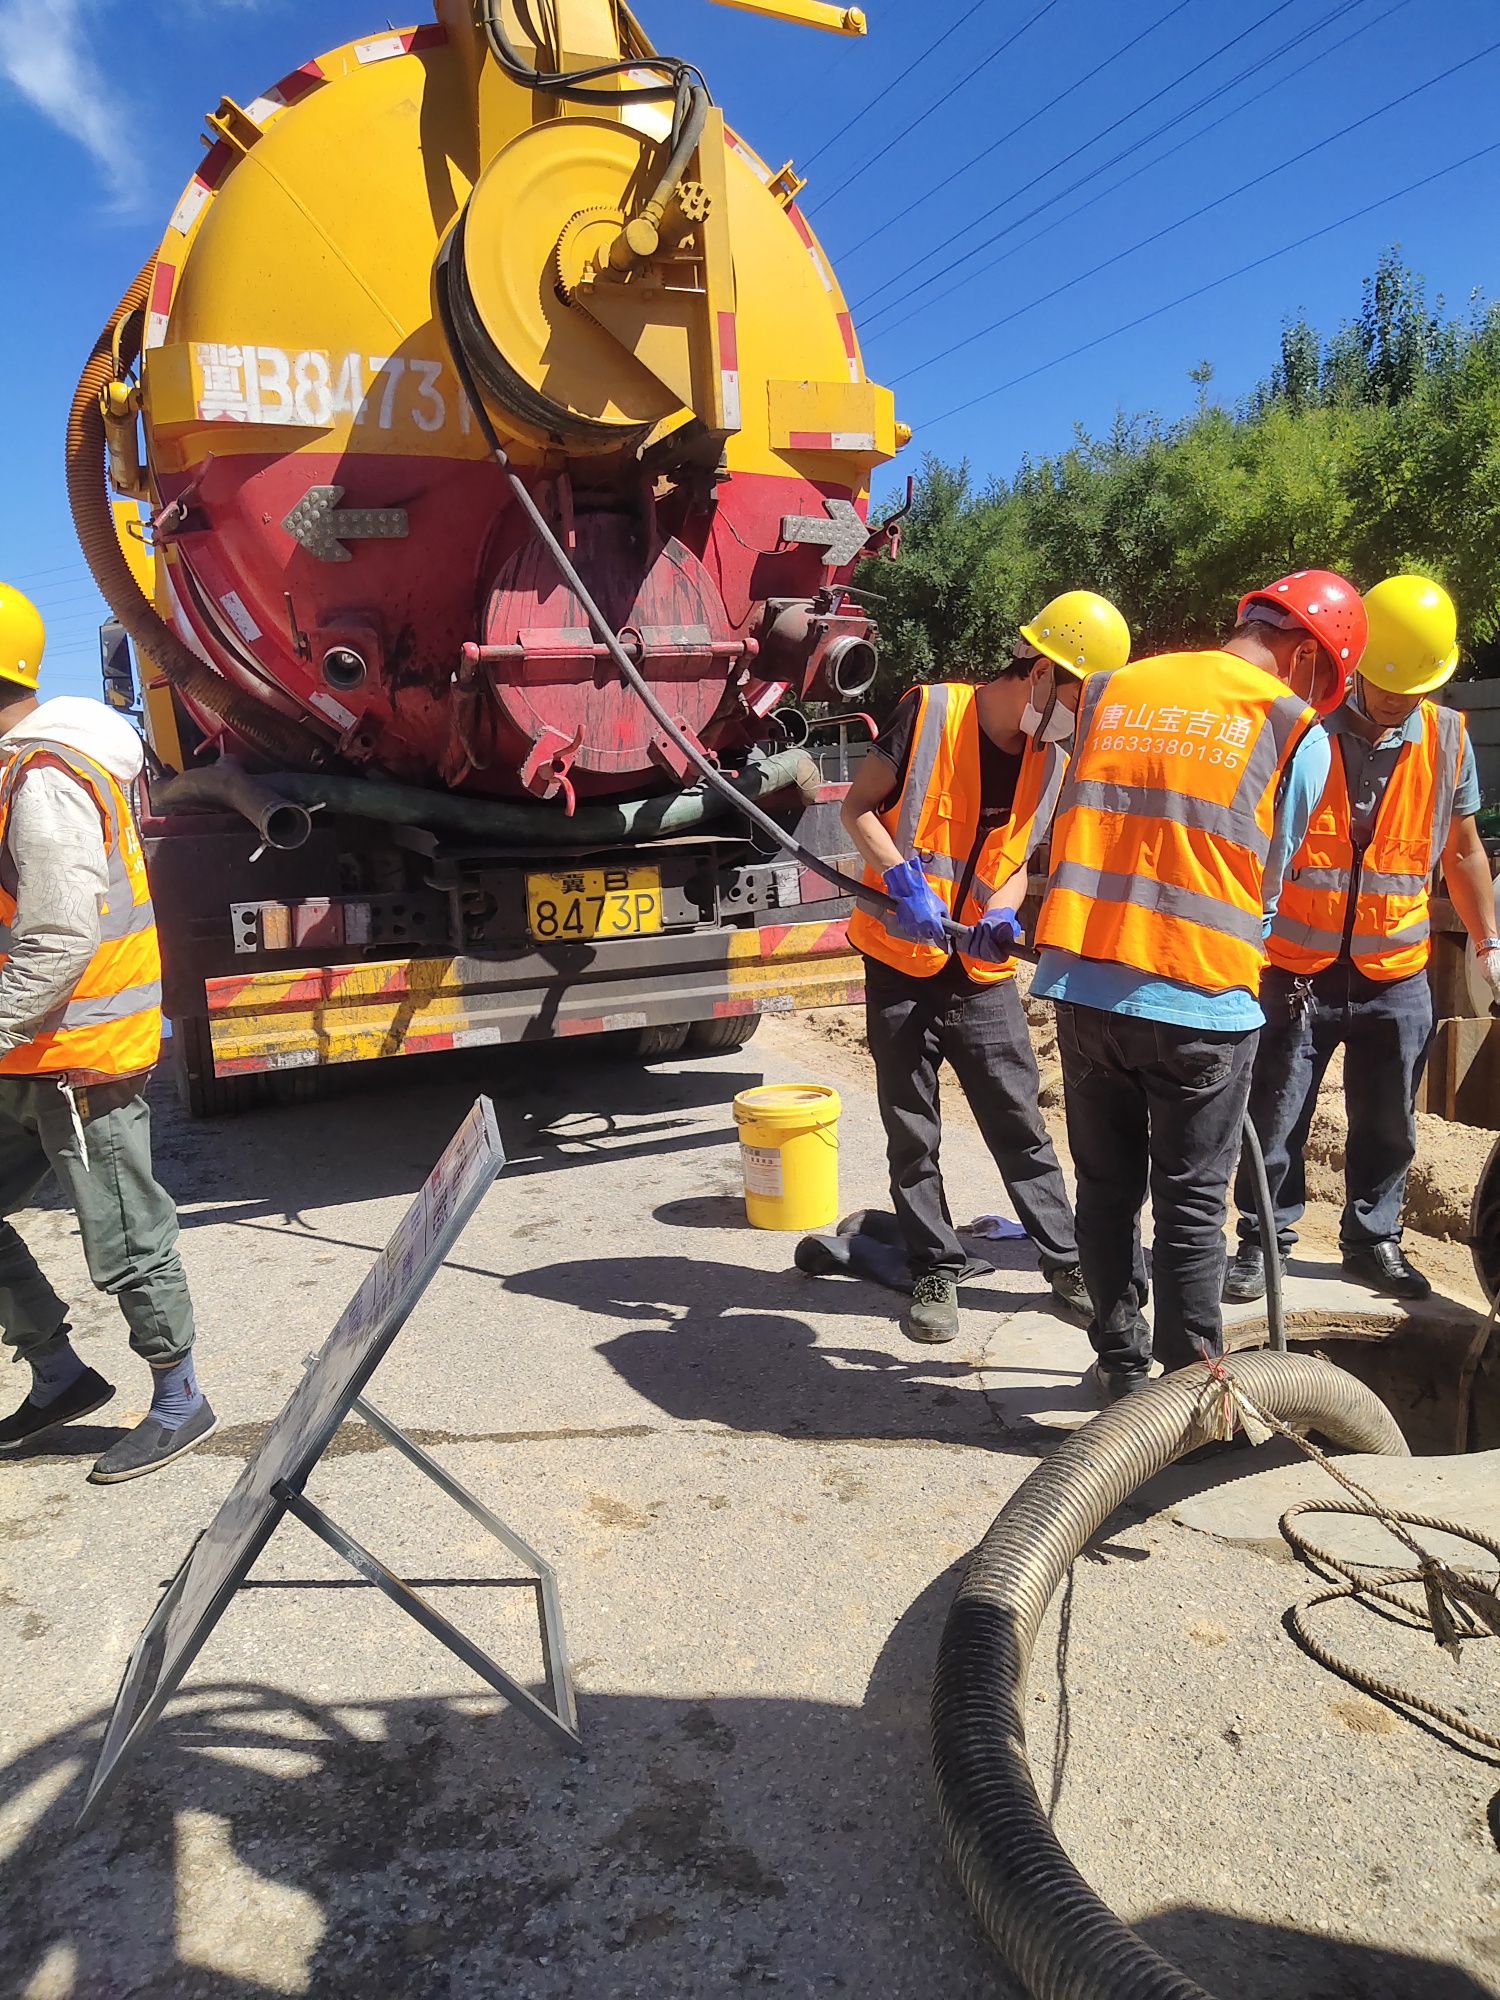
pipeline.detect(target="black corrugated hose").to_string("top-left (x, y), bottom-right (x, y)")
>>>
top-left (931, 1352), bottom-right (1408, 2000)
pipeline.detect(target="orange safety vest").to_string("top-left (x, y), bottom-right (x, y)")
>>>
top-left (1269, 699), bottom-right (1465, 982)
top-left (1035, 652), bottom-right (1316, 995)
top-left (0, 743), bottom-right (161, 1078)
top-left (847, 681), bottom-right (1068, 984)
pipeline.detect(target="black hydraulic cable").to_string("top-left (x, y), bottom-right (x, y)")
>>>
top-left (1239, 1114), bottom-right (1286, 1353)
top-left (799, 0), bottom-right (990, 172)
top-left (915, 129), bottom-right (1500, 429)
top-left (480, 0), bottom-right (707, 106)
top-left (859, 0), bottom-right (1414, 347)
top-left (890, 33), bottom-right (1500, 385)
top-left (817, 0), bottom-right (1066, 208)
top-left (432, 222), bottom-right (952, 935)
top-left (855, 0), bottom-right (1384, 322)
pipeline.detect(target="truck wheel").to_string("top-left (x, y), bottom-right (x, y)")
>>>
top-left (170, 1015), bottom-right (262, 1118)
top-left (630, 1022), bottom-right (692, 1058)
top-left (686, 1014), bottom-right (761, 1053)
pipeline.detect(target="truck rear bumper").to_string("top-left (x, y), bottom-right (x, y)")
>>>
top-left (200, 918), bottom-right (864, 1075)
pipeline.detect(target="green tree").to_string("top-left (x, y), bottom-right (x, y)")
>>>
top-left (859, 250), bottom-right (1500, 691)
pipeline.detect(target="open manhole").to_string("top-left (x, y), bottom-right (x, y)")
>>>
top-left (1228, 1306), bottom-right (1495, 1455)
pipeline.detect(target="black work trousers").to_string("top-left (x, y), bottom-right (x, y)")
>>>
top-left (1056, 1001), bottom-right (1257, 1375)
top-left (863, 956), bottom-right (1077, 1282)
top-left (1234, 961), bottom-right (1435, 1253)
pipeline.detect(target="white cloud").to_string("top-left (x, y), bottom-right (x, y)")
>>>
top-left (0, 0), bottom-right (139, 205)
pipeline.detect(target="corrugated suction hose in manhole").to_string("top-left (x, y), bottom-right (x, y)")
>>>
top-left (931, 1352), bottom-right (1408, 2000)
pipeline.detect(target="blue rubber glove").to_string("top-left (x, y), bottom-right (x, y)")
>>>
top-left (882, 859), bottom-right (949, 947)
top-left (967, 905), bottom-right (1020, 964)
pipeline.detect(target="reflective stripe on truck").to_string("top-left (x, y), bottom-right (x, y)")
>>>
top-left (202, 919), bottom-right (862, 1076)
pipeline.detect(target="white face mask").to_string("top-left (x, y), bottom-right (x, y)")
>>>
top-left (1020, 690), bottom-right (1075, 744)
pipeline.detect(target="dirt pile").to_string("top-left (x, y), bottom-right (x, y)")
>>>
top-left (794, 971), bottom-right (1496, 1244)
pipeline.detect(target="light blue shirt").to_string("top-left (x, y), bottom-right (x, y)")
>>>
top-left (1032, 725), bottom-right (1333, 1031)
top-left (1328, 686), bottom-right (1480, 819)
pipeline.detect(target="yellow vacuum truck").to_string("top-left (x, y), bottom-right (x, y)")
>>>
top-left (67, 0), bottom-right (907, 1111)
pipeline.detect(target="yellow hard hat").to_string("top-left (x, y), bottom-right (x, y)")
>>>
top-left (1019, 589), bottom-right (1131, 679)
top-left (1357, 575), bottom-right (1459, 697)
top-left (0, 583), bottom-right (44, 691)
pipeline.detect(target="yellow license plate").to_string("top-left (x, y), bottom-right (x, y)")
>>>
top-left (526, 865), bottom-right (663, 941)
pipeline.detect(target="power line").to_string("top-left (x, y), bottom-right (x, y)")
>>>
top-left (833, 0), bottom-right (1197, 264)
top-left (3, 560), bottom-right (95, 588)
top-left (799, 0), bottom-right (991, 172)
top-left (818, 0), bottom-right (1065, 207)
top-left (890, 32), bottom-right (1500, 383)
top-left (916, 133), bottom-right (1500, 430)
top-left (860, 0), bottom-right (1413, 345)
top-left (850, 0), bottom-right (1353, 313)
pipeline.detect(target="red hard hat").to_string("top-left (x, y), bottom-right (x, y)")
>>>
top-left (1237, 569), bottom-right (1367, 715)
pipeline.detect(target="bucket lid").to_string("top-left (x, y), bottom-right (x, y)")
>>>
top-left (734, 1083), bottom-right (841, 1125)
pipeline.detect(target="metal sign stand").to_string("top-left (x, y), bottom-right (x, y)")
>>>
top-left (80, 1097), bottom-right (579, 1830)
top-left (272, 1384), bottom-right (578, 1751)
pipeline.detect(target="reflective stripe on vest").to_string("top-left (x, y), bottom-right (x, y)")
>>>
top-left (1268, 701), bottom-right (1464, 982)
top-left (1035, 651), bottom-right (1316, 995)
top-left (847, 683), bottom-right (1067, 984)
top-left (0, 742), bottom-right (162, 1077)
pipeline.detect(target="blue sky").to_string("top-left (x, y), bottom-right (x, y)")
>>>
top-left (3, 0), bottom-right (1498, 698)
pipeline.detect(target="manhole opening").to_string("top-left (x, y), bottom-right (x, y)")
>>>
top-left (1229, 1308), bottom-right (1495, 1456)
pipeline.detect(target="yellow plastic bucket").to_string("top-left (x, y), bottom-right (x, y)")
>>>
top-left (733, 1083), bottom-right (841, 1231)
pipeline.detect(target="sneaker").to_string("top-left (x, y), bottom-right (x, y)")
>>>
top-left (88, 1399), bottom-right (218, 1485)
top-left (1085, 1360), bottom-right (1151, 1405)
top-left (0, 1368), bottom-right (115, 1453)
top-left (1341, 1242), bottom-right (1431, 1301)
top-left (901, 1273), bottom-right (959, 1344)
top-left (1045, 1263), bottom-right (1091, 1320)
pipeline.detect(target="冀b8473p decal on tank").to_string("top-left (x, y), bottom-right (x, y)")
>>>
top-left (185, 345), bottom-right (465, 434)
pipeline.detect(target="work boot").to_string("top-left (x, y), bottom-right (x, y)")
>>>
top-left (1222, 1241), bottom-right (1282, 1304)
top-left (1086, 1360), bottom-right (1151, 1405)
top-left (1341, 1242), bottom-right (1431, 1301)
top-left (902, 1273), bottom-right (959, 1344)
top-left (0, 1369), bottom-right (115, 1454)
top-left (1045, 1263), bottom-right (1091, 1321)
top-left (89, 1399), bottom-right (218, 1485)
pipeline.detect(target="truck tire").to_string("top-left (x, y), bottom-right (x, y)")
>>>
top-left (686, 1014), bottom-right (761, 1053)
top-left (171, 1014), bottom-right (262, 1118)
top-left (630, 1022), bottom-right (692, 1058)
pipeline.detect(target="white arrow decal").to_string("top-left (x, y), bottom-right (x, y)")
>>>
top-left (283, 486), bottom-right (409, 563)
top-left (779, 497), bottom-right (870, 569)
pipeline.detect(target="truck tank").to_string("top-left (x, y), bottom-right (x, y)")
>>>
top-left (73, 0), bottom-right (905, 813)
top-left (67, 0), bottom-right (903, 1114)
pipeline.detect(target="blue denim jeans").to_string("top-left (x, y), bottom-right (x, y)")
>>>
top-left (1234, 961), bottom-right (1435, 1253)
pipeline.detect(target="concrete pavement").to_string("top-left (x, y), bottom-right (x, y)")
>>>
top-left (0, 1018), bottom-right (1496, 1998)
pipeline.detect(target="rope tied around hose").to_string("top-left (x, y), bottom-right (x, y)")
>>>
top-left (1195, 1356), bottom-right (1500, 1753)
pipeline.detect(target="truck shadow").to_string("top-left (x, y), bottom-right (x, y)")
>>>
top-left (146, 1050), bottom-right (761, 1230)
top-left (1, 1565), bottom-right (1488, 2000)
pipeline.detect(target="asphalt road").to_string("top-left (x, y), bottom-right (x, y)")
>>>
top-left (0, 1017), bottom-right (1496, 2000)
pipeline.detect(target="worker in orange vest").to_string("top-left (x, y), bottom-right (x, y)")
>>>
top-left (838, 591), bottom-right (1130, 1344)
top-left (1032, 570), bottom-right (1361, 1397)
top-left (0, 584), bottom-right (216, 1481)
top-left (1226, 576), bottom-right (1500, 1303)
